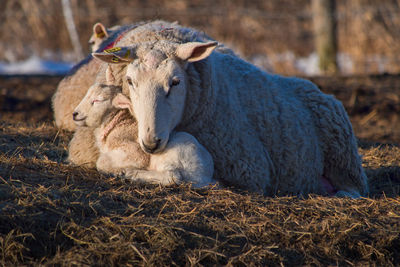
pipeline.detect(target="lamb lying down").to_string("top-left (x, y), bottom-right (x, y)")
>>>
top-left (71, 75), bottom-right (214, 187)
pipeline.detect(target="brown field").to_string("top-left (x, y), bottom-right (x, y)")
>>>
top-left (0, 74), bottom-right (400, 265)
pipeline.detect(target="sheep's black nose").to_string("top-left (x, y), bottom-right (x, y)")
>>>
top-left (142, 138), bottom-right (161, 154)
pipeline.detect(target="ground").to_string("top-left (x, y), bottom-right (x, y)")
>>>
top-left (0, 74), bottom-right (399, 265)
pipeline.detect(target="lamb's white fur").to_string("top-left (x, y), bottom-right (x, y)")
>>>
top-left (71, 66), bottom-right (214, 187)
top-left (94, 24), bottom-right (368, 197)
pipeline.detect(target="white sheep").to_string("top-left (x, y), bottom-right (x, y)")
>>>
top-left (93, 25), bottom-right (368, 197)
top-left (71, 66), bottom-right (214, 187)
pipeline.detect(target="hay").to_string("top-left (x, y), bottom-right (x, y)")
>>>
top-left (1, 74), bottom-right (400, 265)
top-left (0, 121), bottom-right (399, 266)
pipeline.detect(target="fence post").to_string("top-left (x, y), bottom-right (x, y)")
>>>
top-left (312, 0), bottom-right (338, 74)
top-left (61, 0), bottom-right (84, 62)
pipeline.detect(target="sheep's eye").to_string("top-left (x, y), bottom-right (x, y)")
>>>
top-left (126, 77), bottom-right (133, 86)
top-left (170, 77), bottom-right (180, 87)
top-left (91, 99), bottom-right (103, 105)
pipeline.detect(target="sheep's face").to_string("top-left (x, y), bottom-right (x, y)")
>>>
top-left (125, 54), bottom-right (186, 154)
top-left (73, 83), bottom-right (114, 127)
top-left (93, 41), bottom-right (217, 154)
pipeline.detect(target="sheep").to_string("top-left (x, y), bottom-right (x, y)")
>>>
top-left (70, 66), bottom-right (214, 187)
top-left (93, 26), bottom-right (368, 197)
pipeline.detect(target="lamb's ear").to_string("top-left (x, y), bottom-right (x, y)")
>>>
top-left (105, 66), bottom-right (115, 83)
top-left (92, 46), bottom-right (136, 64)
top-left (112, 93), bottom-right (132, 113)
top-left (93, 22), bottom-right (108, 39)
top-left (175, 41), bottom-right (218, 62)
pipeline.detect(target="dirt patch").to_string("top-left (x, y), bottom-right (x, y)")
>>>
top-left (0, 75), bottom-right (61, 123)
top-left (0, 75), bottom-right (400, 265)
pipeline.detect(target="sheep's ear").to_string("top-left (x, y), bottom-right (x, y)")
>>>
top-left (175, 41), bottom-right (218, 62)
top-left (93, 22), bottom-right (108, 39)
top-left (92, 46), bottom-right (135, 64)
top-left (112, 93), bottom-right (132, 112)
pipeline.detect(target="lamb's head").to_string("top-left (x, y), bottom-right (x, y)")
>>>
top-left (72, 83), bottom-right (113, 127)
top-left (73, 67), bottom-right (122, 128)
top-left (93, 41), bottom-right (217, 154)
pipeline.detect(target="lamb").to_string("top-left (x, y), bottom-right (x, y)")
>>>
top-left (52, 22), bottom-right (141, 131)
top-left (93, 26), bottom-right (368, 197)
top-left (71, 83), bottom-right (149, 175)
top-left (70, 66), bottom-right (214, 187)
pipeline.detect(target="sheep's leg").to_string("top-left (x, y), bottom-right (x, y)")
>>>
top-left (149, 132), bottom-right (215, 188)
top-left (125, 168), bottom-right (181, 186)
top-left (307, 93), bottom-right (368, 197)
top-left (96, 153), bottom-right (124, 176)
top-left (125, 132), bottom-right (215, 188)
top-left (96, 145), bottom-right (148, 176)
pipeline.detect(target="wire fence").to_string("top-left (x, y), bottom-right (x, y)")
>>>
top-left (1, 0), bottom-right (400, 75)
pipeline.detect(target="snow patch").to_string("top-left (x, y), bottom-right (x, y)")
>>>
top-left (250, 52), bottom-right (321, 75)
top-left (250, 51), bottom-right (359, 75)
top-left (295, 52), bottom-right (320, 76)
top-left (0, 56), bottom-right (73, 75)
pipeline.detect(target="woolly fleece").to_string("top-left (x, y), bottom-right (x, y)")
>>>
top-left (95, 24), bottom-right (368, 196)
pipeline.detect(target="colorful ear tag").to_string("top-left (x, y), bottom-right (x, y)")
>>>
top-left (111, 56), bottom-right (121, 63)
top-left (123, 49), bottom-right (130, 58)
top-left (96, 32), bottom-right (106, 38)
top-left (103, 47), bottom-right (131, 62)
top-left (104, 47), bottom-right (122, 53)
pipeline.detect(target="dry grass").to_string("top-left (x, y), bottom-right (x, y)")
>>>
top-left (0, 119), bottom-right (399, 266)
top-left (1, 74), bottom-right (400, 265)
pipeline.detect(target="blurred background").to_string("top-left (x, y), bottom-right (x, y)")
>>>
top-left (1, 0), bottom-right (400, 76)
